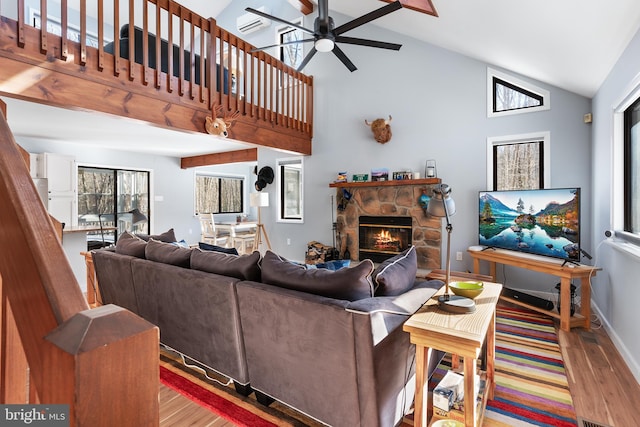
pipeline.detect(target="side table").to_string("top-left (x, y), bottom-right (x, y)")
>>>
top-left (403, 281), bottom-right (502, 427)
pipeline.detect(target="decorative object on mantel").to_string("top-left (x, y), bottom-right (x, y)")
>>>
top-left (205, 103), bottom-right (240, 138)
top-left (365, 115), bottom-right (393, 144)
top-left (427, 183), bottom-right (476, 314)
top-left (425, 159), bottom-right (437, 178)
top-left (392, 170), bottom-right (413, 180)
top-left (371, 168), bottom-right (389, 181)
top-left (254, 166), bottom-right (274, 191)
top-left (335, 171), bottom-right (348, 183)
top-left (352, 173), bottom-right (368, 182)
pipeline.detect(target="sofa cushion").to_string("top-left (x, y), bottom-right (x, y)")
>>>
top-left (190, 249), bottom-right (261, 282)
top-left (136, 228), bottom-right (176, 243)
top-left (145, 239), bottom-right (191, 268)
top-left (261, 251), bottom-right (374, 301)
top-left (198, 241), bottom-right (239, 255)
top-left (115, 231), bottom-right (147, 258)
top-left (373, 246), bottom-right (417, 296)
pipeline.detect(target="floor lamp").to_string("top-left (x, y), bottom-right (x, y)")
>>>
top-left (250, 192), bottom-right (272, 250)
top-left (427, 183), bottom-right (475, 313)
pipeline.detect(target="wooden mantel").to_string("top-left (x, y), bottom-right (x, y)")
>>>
top-left (329, 178), bottom-right (441, 188)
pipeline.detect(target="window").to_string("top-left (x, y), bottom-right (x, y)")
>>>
top-left (277, 157), bottom-right (303, 222)
top-left (624, 96), bottom-right (640, 233)
top-left (195, 174), bottom-right (244, 215)
top-left (77, 166), bottom-right (150, 243)
top-left (487, 68), bottom-right (550, 117)
top-left (276, 19), bottom-right (304, 69)
top-left (487, 132), bottom-right (550, 190)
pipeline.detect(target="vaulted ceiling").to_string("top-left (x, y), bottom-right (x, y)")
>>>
top-left (5, 0), bottom-right (640, 158)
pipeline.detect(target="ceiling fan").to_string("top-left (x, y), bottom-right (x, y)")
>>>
top-left (245, 0), bottom-right (403, 72)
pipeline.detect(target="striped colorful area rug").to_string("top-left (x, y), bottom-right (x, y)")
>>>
top-left (484, 306), bottom-right (578, 426)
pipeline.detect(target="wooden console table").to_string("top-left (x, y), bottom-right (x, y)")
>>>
top-left (468, 248), bottom-right (600, 332)
top-left (404, 281), bottom-right (502, 427)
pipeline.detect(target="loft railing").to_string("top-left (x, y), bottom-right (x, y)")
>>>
top-left (7, 0), bottom-right (313, 138)
top-left (0, 101), bottom-right (160, 425)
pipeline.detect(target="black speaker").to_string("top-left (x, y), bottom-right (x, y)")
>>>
top-left (502, 287), bottom-right (554, 311)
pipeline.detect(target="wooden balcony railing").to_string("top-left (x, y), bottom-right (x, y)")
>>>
top-left (0, 101), bottom-right (160, 424)
top-left (1, 0), bottom-right (313, 155)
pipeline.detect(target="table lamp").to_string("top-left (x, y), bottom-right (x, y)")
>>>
top-left (250, 192), bottom-right (272, 250)
top-left (427, 183), bottom-right (476, 313)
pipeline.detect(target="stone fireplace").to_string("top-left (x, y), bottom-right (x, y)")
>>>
top-left (332, 180), bottom-right (442, 270)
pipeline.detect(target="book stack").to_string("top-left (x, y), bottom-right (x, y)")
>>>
top-left (432, 371), bottom-right (485, 423)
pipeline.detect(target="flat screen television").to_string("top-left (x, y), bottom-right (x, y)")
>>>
top-left (478, 188), bottom-right (581, 262)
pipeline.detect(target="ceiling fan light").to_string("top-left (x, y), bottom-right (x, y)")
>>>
top-left (315, 38), bottom-right (334, 52)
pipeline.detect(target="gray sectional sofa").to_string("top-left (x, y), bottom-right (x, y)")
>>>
top-left (92, 233), bottom-right (444, 427)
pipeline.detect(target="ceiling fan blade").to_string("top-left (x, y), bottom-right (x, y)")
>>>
top-left (297, 47), bottom-right (318, 72)
top-left (245, 7), bottom-right (315, 35)
top-left (250, 38), bottom-right (315, 53)
top-left (334, 1), bottom-right (403, 35)
top-left (335, 36), bottom-right (401, 51)
top-left (332, 45), bottom-right (357, 72)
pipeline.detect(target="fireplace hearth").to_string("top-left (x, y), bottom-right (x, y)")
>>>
top-left (359, 216), bottom-right (412, 263)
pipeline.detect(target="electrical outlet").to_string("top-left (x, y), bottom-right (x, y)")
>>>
top-left (456, 251), bottom-right (463, 261)
top-left (287, 238), bottom-right (291, 245)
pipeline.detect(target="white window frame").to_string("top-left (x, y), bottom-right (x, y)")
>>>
top-left (612, 72), bottom-right (640, 244)
top-left (486, 132), bottom-right (551, 190)
top-left (276, 156), bottom-right (304, 224)
top-left (487, 68), bottom-right (551, 118)
top-left (194, 171), bottom-right (247, 216)
top-left (275, 17), bottom-right (304, 70)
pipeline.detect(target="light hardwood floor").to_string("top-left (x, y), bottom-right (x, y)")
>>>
top-left (159, 314), bottom-right (640, 427)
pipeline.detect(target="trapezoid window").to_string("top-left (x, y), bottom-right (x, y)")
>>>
top-left (487, 68), bottom-right (550, 117)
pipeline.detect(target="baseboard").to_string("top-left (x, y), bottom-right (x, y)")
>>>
top-left (591, 301), bottom-right (640, 384)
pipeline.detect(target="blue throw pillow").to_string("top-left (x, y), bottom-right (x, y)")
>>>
top-left (198, 241), bottom-right (239, 256)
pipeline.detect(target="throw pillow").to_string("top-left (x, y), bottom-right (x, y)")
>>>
top-left (198, 241), bottom-right (239, 256)
top-left (190, 249), bottom-right (261, 282)
top-left (373, 245), bottom-right (417, 296)
top-left (136, 228), bottom-right (176, 243)
top-left (145, 239), bottom-right (192, 268)
top-left (115, 231), bottom-right (147, 258)
top-left (261, 251), bottom-right (374, 301)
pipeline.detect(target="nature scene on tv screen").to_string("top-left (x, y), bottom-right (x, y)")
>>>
top-left (479, 188), bottom-right (580, 261)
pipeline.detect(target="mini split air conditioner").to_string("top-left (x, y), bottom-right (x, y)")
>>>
top-left (237, 7), bottom-right (271, 34)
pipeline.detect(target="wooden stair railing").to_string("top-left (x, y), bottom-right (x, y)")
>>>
top-left (0, 104), bottom-right (160, 424)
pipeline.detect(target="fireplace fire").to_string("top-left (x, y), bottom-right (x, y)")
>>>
top-left (359, 216), bottom-right (412, 263)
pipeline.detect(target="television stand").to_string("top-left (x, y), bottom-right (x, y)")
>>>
top-left (468, 248), bottom-right (601, 332)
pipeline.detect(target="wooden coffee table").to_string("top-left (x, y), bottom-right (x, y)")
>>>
top-left (403, 281), bottom-right (502, 427)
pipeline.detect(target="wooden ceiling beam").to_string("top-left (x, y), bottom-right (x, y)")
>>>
top-left (289, 0), bottom-right (315, 15)
top-left (181, 148), bottom-right (258, 169)
top-left (381, 0), bottom-right (438, 17)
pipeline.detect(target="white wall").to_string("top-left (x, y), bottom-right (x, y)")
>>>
top-left (591, 26), bottom-right (640, 382)
top-left (218, 4), bottom-right (592, 283)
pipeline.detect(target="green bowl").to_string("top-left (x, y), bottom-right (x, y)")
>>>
top-left (449, 281), bottom-right (484, 299)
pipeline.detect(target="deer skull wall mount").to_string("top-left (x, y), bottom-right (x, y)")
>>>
top-left (205, 104), bottom-right (240, 138)
top-left (365, 115), bottom-right (392, 144)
